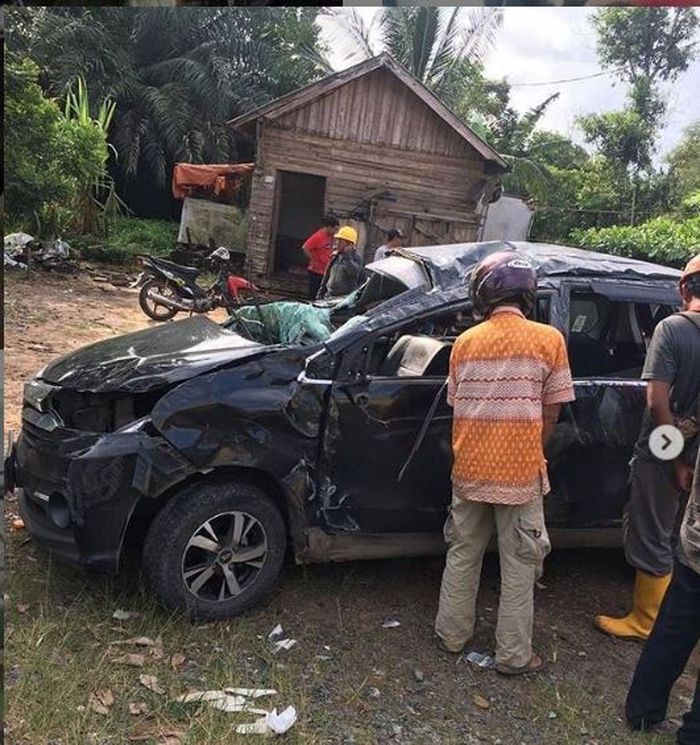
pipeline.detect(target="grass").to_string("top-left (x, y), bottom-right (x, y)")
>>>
top-left (5, 543), bottom-right (321, 745)
top-left (6, 533), bottom-right (681, 745)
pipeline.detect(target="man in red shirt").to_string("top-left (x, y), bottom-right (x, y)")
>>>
top-left (302, 215), bottom-right (339, 300)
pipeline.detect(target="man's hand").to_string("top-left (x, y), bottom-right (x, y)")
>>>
top-left (542, 403), bottom-right (562, 448)
top-left (675, 460), bottom-right (694, 492)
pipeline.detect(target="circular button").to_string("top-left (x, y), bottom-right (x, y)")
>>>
top-left (648, 425), bottom-right (685, 461)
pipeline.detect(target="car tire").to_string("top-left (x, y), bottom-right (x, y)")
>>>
top-left (142, 481), bottom-right (287, 620)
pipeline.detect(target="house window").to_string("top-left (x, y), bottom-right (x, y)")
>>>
top-left (272, 171), bottom-right (327, 275)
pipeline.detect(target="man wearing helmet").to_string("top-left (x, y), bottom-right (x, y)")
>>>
top-left (596, 253), bottom-right (700, 641)
top-left (435, 249), bottom-right (575, 675)
top-left (320, 225), bottom-right (362, 299)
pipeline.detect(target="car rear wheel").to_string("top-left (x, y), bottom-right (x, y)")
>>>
top-left (142, 482), bottom-right (286, 620)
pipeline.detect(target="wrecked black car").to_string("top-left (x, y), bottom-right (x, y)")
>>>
top-left (7, 241), bottom-right (683, 620)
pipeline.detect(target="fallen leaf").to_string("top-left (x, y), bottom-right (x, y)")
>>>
top-left (17, 604), bottom-right (29, 614)
top-left (157, 730), bottom-right (185, 745)
top-left (170, 653), bottom-right (186, 671)
top-left (96, 689), bottom-right (115, 708)
top-left (473, 694), bottom-right (490, 710)
top-left (11, 518), bottom-right (25, 531)
top-left (112, 653), bottom-right (146, 667)
top-left (128, 702), bottom-right (148, 716)
top-left (89, 689), bottom-right (114, 716)
top-left (139, 675), bottom-right (165, 695)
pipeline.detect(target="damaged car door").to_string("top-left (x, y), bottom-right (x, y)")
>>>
top-left (317, 305), bottom-right (469, 534)
top-left (546, 280), bottom-right (679, 529)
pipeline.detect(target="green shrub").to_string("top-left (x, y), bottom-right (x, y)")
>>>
top-left (74, 217), bottom-right (178, 265)
top-left (569, 215), bottom-right (700, 267)
top-left (73, 214), bottom-right (248, 266)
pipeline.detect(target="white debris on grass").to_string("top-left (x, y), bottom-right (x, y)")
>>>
top-left (112, 609), bottom-right (139, 621)
top-left (267, 623), bottom-right (297, 655)
top-left (381, 619), bottom-right (401, 629)
top-left (235, 706), bottom-right (298, 736)
top-left (177, 687), bottom-right (296, 735)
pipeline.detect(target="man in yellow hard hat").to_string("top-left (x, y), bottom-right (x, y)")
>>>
top-left (595, 253), bottom-right (700, 640)
top-left (320, 226), bottom-right (363, 298)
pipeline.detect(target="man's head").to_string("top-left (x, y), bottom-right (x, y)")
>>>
top-left (387, 228), bottom-right (404, 248)
top-left (680, 253), bottom-right (700, 310)
top-left (334, 226), bottom-right (358, 253)
top-left (321, 215), bottom-right (340, 236)
top-left (470, 250), bottom-right (538, 320)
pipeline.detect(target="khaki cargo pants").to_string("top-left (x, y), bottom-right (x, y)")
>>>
top-left (435, 494), bottom-right (551, 668)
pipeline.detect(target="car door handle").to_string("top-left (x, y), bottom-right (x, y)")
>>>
top-left (351, 392), bottom-right (370, 408)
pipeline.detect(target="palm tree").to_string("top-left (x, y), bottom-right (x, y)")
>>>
top-left (330, 7), bottom-right (503, 109)
top-left (8, 7), bottom-right (329, 188)
top-left (488, 93), bottom-right (561, 201)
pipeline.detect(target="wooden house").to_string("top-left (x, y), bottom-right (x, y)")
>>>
top-left (228, 53), bottom-right (508, 295)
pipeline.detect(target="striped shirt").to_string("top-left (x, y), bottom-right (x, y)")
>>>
top-left (448, 306), bottom-right (575, 505)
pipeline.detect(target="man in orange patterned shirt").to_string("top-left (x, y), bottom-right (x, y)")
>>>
top-left (435, 250), bottom-right (575, 675)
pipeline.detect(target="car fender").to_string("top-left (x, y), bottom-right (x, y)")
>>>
top-left (149, 351), bottom-right (327, 554)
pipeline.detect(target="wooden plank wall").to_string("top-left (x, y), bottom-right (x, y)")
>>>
top-left (244, 67), bottom-right (488, 294)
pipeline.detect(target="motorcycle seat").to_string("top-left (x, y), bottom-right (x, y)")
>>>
top-left (151, 256), bottom-right (200, 278)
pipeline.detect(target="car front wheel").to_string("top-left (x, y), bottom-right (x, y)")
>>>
top-left (142, 481), bottom-right (286, 620)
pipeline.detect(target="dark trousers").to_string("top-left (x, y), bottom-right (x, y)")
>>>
top-left (308, 272), bottom-right (323, 301)
top-left (626, 561), bottom-right (700, 744)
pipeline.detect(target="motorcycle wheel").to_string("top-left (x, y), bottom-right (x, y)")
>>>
top-left (139, 278), bottom-right (179, 321)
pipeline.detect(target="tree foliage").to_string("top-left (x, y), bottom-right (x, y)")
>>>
top-left (667, 121), bottom-right (700, 204)
top-left (582, 7), bottom-right (698, 175)
top-left (4, 52), bottom-right (109, 236)
top-left (7, 7), bottom-right (328, 194)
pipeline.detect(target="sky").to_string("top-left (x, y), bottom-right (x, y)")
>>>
top-left (319, 7), bottom-right (700, 165)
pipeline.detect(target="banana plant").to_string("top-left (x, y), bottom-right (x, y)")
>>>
top-left (62, 76), bottom-right (128, 235)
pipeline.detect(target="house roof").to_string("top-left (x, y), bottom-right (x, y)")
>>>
top-left (227, 53), bottom-right (507, 170)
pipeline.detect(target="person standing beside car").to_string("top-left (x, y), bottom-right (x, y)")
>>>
top-left (595, 253), bottom-right (700, 640)
top-left (320, 226), bottom-right (362, 298)
top-left (624, 441), bottom-right (700, 744)
top-left (302, 215), bottom-right (339, 300)
top-left (435, 251), bottom-right (575, 675)
top-left (374, 228), bottom-right (404, 262)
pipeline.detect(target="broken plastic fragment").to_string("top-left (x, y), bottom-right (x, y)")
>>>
top-left (267, 624), bottom-right (284, 642)
top-left (223, 688), bottom-right (277, 698)
top-left (210, 698), bottom-right (268, 715)
top-left (271, 638), bottom-right (297, 655)
top-left (235, 706), bottom-right (298, 736)
top-left (176, 690), bottom-right (229, 704)
top-left (465, 651), bottom-right (495, 669)
top-left (112, 609), bottom-right (139, 621)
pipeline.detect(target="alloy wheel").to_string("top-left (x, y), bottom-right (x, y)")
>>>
top-left (181, 511), bottom-right (268, 602)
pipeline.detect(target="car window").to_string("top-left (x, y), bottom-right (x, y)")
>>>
top-left (567, 290), bottom-right (675, 378)
top-left (364, 307), bottom-right (473, 378)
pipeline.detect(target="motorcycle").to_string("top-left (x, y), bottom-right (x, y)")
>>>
top-left (134, 247), bottom-right (260, 321)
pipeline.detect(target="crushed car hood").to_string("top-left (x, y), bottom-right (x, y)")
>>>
top-left (38, 316), bottom-right (267, 393)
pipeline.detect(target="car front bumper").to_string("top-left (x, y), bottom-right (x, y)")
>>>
top-left (12, 412), bottom-right (197, 572)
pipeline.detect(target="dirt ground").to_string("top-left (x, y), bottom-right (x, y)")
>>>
top-left (4, 270), bottom-right (697, 745)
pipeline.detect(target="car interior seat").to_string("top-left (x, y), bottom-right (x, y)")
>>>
top-left (380, 335), bottom-right (453, 378)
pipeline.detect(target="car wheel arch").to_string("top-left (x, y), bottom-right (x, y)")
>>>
top-left (119, 465), bottom-right (307, 567)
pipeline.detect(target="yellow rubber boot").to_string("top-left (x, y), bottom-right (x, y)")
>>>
top-left (594, 570), bottom-right (671, 640)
